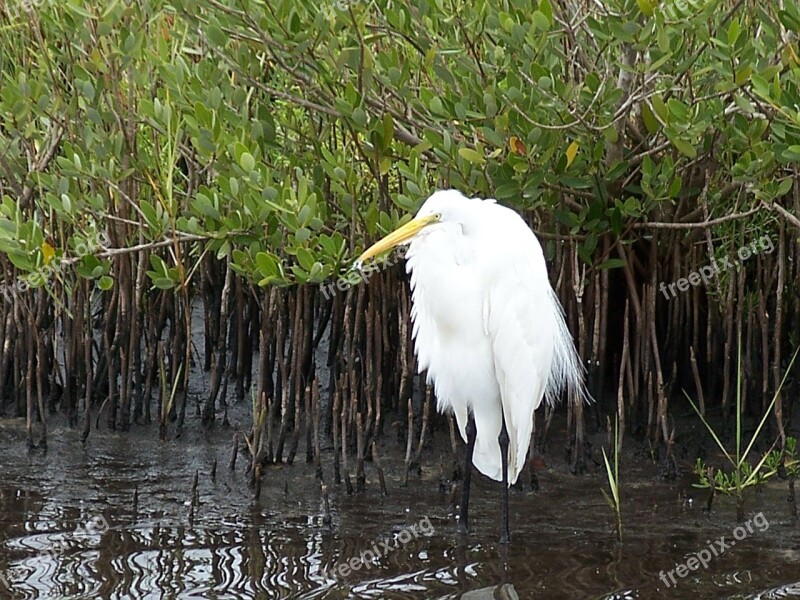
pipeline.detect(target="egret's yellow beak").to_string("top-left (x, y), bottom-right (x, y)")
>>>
top-left (355, 215), bottom-right (438, 266)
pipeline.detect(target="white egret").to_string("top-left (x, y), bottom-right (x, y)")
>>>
top-left (355, 189), bottom-right (586, 543)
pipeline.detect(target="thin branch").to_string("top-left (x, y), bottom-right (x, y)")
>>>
top-left (768, 201), bottom-right (800, 230)
top-left (632, 206), bottom-right (762, 230)
top-left (60, 232), bottom-right (216, 265)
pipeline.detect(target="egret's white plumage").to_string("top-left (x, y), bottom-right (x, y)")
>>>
top-left (355, 189), bottom-right (585, 540)
top-left (402, 190), bottom-right (584, 483)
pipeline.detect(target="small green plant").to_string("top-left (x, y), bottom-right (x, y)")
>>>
top-left (696, 436), bottom-right (800, 490)
top-left (601, 417), bottom-right (622, 542)
top-left (763, 436), bottom-right (800, 477)
top-left (688, 342), bottom-right (799, 516)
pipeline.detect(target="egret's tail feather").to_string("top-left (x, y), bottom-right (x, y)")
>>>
top-left (544, 288), bottom-right (590, 405)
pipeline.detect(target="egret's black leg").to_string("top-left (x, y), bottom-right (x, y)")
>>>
top-left (498, 417), bottom-right (510, 544)
top-left (457, 414), bottom-right (477, 535)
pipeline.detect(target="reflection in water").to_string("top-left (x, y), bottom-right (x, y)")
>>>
top-left (734, 582), bottom-right (800, 599)
top-left (3, 518), bottom-right (333, 599)
top-left (458, 583), bottom-right (519, 599)
top-left (1, 423), bottom-right (800, 599)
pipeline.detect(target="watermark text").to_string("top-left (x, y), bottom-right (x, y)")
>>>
top-left (327, 515), bottom-right (434, 579)
top-left (660, 236), bottom-right (774, 300)
top-left (320, 246), bottom-right (406, 300)
top-left (659, 511), bottom-right (769, 588)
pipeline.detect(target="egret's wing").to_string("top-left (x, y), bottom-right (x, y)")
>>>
top-left (408, 247), bottom-right (483, 444)
top-left (485, 262), bottom-right (555, 485)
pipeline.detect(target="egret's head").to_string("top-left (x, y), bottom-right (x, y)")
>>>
top-left (355, 190), bottom-right (469, 267)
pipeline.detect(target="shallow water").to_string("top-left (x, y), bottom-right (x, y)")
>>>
top-left (1, 418), bottom-right (799, 599)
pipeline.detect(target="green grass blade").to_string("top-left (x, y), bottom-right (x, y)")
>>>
top-left (736, 334), bottom-right (742, 467)
top-left (601, 447), bottom-right (619, 507)
top-left (740, 345), bottom-right (800, 464)
top-left (684, 390), bottom-right (735, 467)
top-left (742, 437), bottom-right (780, 489)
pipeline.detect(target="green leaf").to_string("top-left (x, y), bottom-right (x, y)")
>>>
top-left (636, 0), bottom-right (654, 17)
top-left (351, 107), bottom-right (368, 127)
top-left (149, 254), bottom-right (169, 277)
top-left (206, 25), bottom-right (228, 47)
top-left (598, 258), bottom-right (625, 269)
top-left (734, 65), bottom-right (752, 86)
top-left (538, 0), bottom-right (553, 24)
top-left (670, 136), bottom-right (697, 158)
top-left (727, 18), bottom-right (740, 46)
top-left (783, 146), bottom-right (800, 162)
top-left (193, 193), bottom-right (219, 219)
top-left (667, 98), bottom-right (689, 122)
top-left (64, 2), bottom-right (95, 18)
top-left (232, 142), bottom-right (247, 165)
top-left (382, 112), bottom-right (394, 146)
top-left (750, 74), bottom-right (770, 99)
top-left (641, 103), bottom-right (659, 133)
top-left (778, 9), bottom-right (800, 32)
top-left (239, 152), bottom-right (255, 172)
top-left (139, 200), bottom-right (161, 231)
top-left (458, 147), bottom-right (485, 165)
top-left (668, 176), bottom-right (682, 198)
top-left (776, 177), bottom-right (794, 196)
top-left (532, 11), bottom-right (550, 31)
top-left (650, 95), bottom-right (669, 123)
top-left (256, 252), bottom-right (279, 278)
top-left (296, 247), bottom-right (315, 271)
top-left (152, 278), bottom-right (175, 290)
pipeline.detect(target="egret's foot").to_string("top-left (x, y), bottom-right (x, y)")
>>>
top-left (456, 521), bottom-right (470, 536)
top-left (499, 531), bottom-right (510, 545)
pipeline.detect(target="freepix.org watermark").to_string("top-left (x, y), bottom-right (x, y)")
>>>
top-left (319, 245), bottom-right (406, 300)
top-left (0, 229), bottom-right (110, 304)
top-left (320, 0), bottom-right (367, 19)
top-left (43, 513), bottom-right (109, 559)
top-left (327, 515), bottom-right (434, 579)
top-left (659, 235), bottom-right (774, 300)
top-left (1, 0), bottom-right (52, 20)
top-left (658, 512), bottom-right (769, 588)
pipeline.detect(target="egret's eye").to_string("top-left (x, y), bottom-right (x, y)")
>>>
top-left (433, 213), bottom-right (442, 221)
